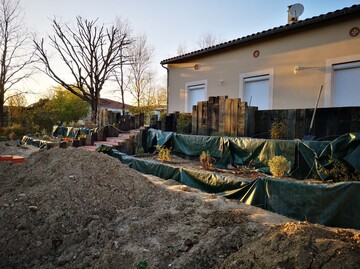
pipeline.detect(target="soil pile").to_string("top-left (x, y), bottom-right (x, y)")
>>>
top-left (0, 147), bottom-right (360, 269)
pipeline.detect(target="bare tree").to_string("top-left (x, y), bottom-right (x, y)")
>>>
top-left (128, 34), bottom-right (154, 108)
top-left (34, 16), bottom-right (131, 123)
top-left (176, 41), bottom-right (188, 56)
top-left (0, 0), bottom-right (36, 127)
top-left (112, 17), bottom-right (132, 115)
top-left (196, 32), bottom-right (224, 49)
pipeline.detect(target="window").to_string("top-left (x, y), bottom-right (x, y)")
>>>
top-left (332, 61), bottom-right (360, 107)
top-left (240, 69), bottom-right (273, 110)
top-left (325, 55), bottom-right (360, 107)
top-left (185, 80), bottom-right (207, 113)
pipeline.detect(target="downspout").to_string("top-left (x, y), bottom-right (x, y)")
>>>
top-left (161, 63), bottom-right (169, 115)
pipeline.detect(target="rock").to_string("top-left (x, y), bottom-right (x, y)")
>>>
top-left (29, 206), bottom-right (38, 212)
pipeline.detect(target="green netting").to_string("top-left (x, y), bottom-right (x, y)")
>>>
top-left (100, 146), bottom-right (360, 229)
top-left (180, 169), bottom-right (250, 193)
top-left (173, 133), bottom-right (224, 158)
top-left (149, 129), bottom-right (359, 179)
top-left (223, 137), bottom-right (297, 170)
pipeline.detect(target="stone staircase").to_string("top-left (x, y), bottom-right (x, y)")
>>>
top-left (79, 129), bottom-right (140, 153)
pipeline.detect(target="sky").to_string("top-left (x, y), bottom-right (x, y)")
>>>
top-left (20, 0), bottom-right (360, 104)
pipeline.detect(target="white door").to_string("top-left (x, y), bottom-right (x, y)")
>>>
top-left (186, 83), bottom-right (206, 112)
top-left (244, 75), bottom-right (270, 110)
top-left (333, 62), bottom-right (360, 107)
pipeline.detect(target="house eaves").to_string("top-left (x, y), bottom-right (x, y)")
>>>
top-left (160, 4), bottom-right (360, 65)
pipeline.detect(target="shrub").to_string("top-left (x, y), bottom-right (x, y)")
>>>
top-left (42, 135), bottom-right (52, 141)
top-left (268, 155), bottom-right (289, 178)
top-left (135, 147), bottom-right (145, 157)
top-left (7, 124), bottom-right (26, 139)
top-left (270, 121), bottom-right (287, 139)
top-left (156, 145), bottom-right (171, 162)
top-left (199, 151), bottom-right (215, 170)
top-left (176, 114), bottom-right (191, 134)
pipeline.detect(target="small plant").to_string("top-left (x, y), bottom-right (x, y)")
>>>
top-left (136, 260), bottom-right (148, 269)
top-left (268, 155), bottom-right (289, 178)
top-left (319, 159), bottom-right (360, 182)
top-left (236, 159), bottom-right (254, 175)
top-left (156, 145), bottom-right (171, 162)
top-left (199, 151), bottom-right (215, 170)
top-left (135, 147), bottom-right (145, 156)
top-left (8, 132), bottom-right (17, 140)
top-left (42, 135), bottom-right (52, 141)
top-left (78, 134), bottom-right (87, 139)
top-left (270, 121), bottom-right (288, 139)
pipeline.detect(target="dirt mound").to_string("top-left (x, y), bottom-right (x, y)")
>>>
top-left (0, 147), bottom-right (359, 269)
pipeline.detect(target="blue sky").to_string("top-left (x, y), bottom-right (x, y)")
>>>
top-left (22, 0), bottom-right (359, 103)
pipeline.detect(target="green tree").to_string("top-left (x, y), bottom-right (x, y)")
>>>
top-left (47, 86), bottom-right (89, 124)
top-left (28, 98), bottom-right (54, 133)
top-left (7, 93), bottom-right (27, 125)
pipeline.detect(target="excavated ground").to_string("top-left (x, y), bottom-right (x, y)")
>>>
top-left (0, 141), bottom-right (359, 269)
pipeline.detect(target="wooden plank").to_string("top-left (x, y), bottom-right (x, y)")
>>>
top-left (224, 99), bottom-right (232, 135)
top-left (230, 98), bottom-right (239, 136)
top-left (218, 98), bottom-right (226, 135)
top-left (211, 96), bottom-right (220, 135)
top-left (201, 101), bottom-right (208, 135)
top-left (237, 101), bottom-right (246, 137)
top-left (192, 105), bottom-right (198, 135)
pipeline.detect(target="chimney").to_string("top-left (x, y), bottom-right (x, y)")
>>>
top-left (287, 4), bottom-right (304, 25)
top-left (288, 5), bottom-right (297, 24)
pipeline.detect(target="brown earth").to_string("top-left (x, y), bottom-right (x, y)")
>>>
top-left (0, 141), bottom-right (360, 269)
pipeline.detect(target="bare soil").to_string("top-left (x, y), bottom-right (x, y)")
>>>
top-left (0, 141), bottom-right (360, 269)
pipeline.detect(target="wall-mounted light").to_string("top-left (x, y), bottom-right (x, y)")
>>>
top-left (218, 79), bottom-right (224, 85)
top-left (293, 66), bottom-right (302, 75)
top-left (293, 66), bottom-right (324, 75)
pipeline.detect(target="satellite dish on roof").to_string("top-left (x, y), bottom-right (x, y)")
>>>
top-left (288, 3), bottom-right (304, 24)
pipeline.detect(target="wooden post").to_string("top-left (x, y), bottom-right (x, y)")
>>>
top-left (224, 99), bottom-right (232, 135)
top-left (192, 105), bottom-right (198, 135)
top-left (219, 97), bottom-right (227, 135)
top-left (237, 100), bottom-right (246, 137)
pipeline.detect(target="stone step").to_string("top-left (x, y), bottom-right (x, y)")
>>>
top-left (78, 146), bottom-right (98, 151)
top-left (106, 137), bottom-right (128, 143)
top-left (94, 141), bottom-right (119, 147)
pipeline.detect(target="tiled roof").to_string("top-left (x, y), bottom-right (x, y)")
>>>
top-left (161, 4), bottom-right (360, 64)
top-left (99, 98), bottom-right (134, 110)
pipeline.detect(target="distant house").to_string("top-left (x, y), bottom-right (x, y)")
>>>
top-left (98, 98), bottom-right (134, 114)
top-left (83, 98), bottom-right (134, 123)
top-left (161, 4), bottom-right (360, 113)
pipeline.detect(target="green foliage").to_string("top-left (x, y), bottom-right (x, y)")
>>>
top-left (26, 87), bottom-right (90, 134)
top-left (135, 147), bottom-right (145, 156)
top-left (176, 113), bottom-right (191, 134)
top-left (270, 121), bottom-right (288, 140)
top-left (159, 111), bottom-right (167, 122)
top-left (8, 94), bottom-right (27, 126)
top-left (136, 260), bottom-right (148, 269)
top-left (48, 86), bottom-right (89, 124)
top-left (268, 155), bottom-right (290, 178)
top-left (156, 145), bottom-right (171, 162)
top-left (6, 124), bottom-right (26, 140)
top-left (28, 98), bottom-right (54, 133)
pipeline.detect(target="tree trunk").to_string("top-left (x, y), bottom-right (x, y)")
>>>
top-left (0, 87), bottom-right (5, 128)
top-left (91, 99), bottom-right (98, 124)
